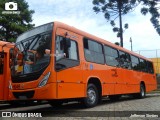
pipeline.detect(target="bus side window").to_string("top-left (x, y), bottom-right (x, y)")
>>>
top-left (55, 35), bottom-right (79, 71)
top-left (131, 55), bottom-right (140, 71)
top-left (104, 45), bottom-right (119, 66)
top-left (83, 38), bottom-right (104, 64)
top-left (139, 59), bottom-right (148, 72)
top-left (56, 35), bottom-right (79, 61)
top-left (119, 51), bottom-right (131, 69)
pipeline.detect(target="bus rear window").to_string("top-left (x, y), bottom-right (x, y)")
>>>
top-left (147, 61), bottom-right (154, 74)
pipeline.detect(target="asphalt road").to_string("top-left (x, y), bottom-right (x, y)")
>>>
top-left (0, 93), bottom-right (160, 119)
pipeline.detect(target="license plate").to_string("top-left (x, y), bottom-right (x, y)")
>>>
top-left (19, 96), bottom-right (27, 100)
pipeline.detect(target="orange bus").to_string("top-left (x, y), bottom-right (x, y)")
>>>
top-left (0, 41), bottom-right (14, 102)
top-left (9, 22), bottom-right (157, 107)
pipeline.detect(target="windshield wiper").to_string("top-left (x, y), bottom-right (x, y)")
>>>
top-left (24, 34), bottom-right (41, 52)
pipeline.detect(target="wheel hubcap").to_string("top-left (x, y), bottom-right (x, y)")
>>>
top-left (87, 88), bottom-right (96, 104)
top-left (141, 86), bottom-right (145, 97)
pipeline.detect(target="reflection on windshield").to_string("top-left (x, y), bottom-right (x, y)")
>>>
top-left (11, 32), bottom-right (52, 76)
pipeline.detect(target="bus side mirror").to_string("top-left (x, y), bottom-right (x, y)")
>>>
top-left (60, 38), bottom-right (71, 50)
top-left (65, 38), bottom-right (71, 48)
top-left (62, 38), bottom-right (71, 58)
top-left (64, 38), bottom-right (71, 58)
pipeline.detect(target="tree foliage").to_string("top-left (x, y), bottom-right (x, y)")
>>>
top-left (92, 0), bottom-right (160, 47)
top-left (141, 0), bottom-right (160, 35)
top-left (0, 0), bottom-right (35, 42)
top-left (93, 0), bottom-right (139, 47)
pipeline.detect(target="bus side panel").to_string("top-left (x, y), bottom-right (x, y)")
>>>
top-left (3, 52), bottom-right (11, 100)
top-left (0, 52), bottom-right (11, 101)
top-left (82, 63), bottom-right (115, 96)
top-left (145, 73), bottom-right (157, 92)
top-left (57, 83), bottom-right (85, 99)
top-left (115, 67), bottom-right (128, 95)
top-left (103, 67), bottom-right (115, 95)
top-left (125, 71), bottom-right (141, 94)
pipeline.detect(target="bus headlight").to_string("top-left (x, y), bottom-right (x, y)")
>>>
top-left (9, 81), bottom-right (12, 90)
top-left (38, 72), bottom-right (50, 87)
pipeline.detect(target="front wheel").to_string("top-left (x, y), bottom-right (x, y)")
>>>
top-left (82, 84), bottom-right (99, 108)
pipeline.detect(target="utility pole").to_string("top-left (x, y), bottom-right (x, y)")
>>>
top-left (130, 37), bottom-right (133, 51)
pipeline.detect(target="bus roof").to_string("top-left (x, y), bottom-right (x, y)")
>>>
top-left (54, 21), bottom-right (152, 62)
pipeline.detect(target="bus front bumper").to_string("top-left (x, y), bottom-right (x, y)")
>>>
top-left (9, 83), bottom-right (57, 100)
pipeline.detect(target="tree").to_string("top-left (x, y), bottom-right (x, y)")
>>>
top-left (93, 0), bottom-right (139, 47)
top-left (141, 0), bottom-right (160, 35)
top-left (93, 0), bottom-right (160, 47)
top-left (115, 42), bottom-right (120, 46)
top-left (0, 0), bottom-right (35, 42)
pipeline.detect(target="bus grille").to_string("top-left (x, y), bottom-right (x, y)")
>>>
top-left (13, 91), bottom-right (35, 99)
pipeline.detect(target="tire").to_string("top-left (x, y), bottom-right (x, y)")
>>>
top-left (134, 84), bottom-right (146, 99)
top-left (109, 95), bottom-right (121, 101)
top-left (82, 84), bottom-right (99, 108)
top-left (139, 84), bottom-right (146, 98)
top-left (49, 101), bottom-right (63, 108)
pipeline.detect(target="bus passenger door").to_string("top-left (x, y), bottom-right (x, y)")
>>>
top-left (55, 28), bottom-right (84, 99)
top-left (0, 52), bottom-right (5, 100)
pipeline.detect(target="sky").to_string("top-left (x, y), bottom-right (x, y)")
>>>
top-left (25, 0), bottom-right (160, 58)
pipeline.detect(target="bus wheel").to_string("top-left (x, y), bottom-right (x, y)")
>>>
top-left (83, 84), bottom-right (98, 108)
top-left (138, 84), bottom-right (146, 98)
top-left (134, 84), bottom-right (146, 99)
top-left (49, 101), bottom-right (63, 108)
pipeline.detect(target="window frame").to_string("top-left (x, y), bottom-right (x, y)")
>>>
top-left (55, 35), bottom-right (80, 71)
top-left (83, 37), bottom-right (105, 65)
top-left (118, 50), bottom-right (132, 69)
top-left (55, 35), bottom-right (80, 61)
top-left (147, 61), bottom-right (154, 74)
top-left (130, 55), bottom-right (141, 71)
top-left (104, 45), bottom-right (119, 67)
top-left (139, 58), bottom-right (148, 73)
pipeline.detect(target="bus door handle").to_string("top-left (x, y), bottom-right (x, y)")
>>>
top-left (57, 80), bottom-right (64, 83)
top-left (77, 81), bottom-right (83, 84)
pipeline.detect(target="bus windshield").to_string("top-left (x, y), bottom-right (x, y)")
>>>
top-left (11, 23), bottom-right (53, 77)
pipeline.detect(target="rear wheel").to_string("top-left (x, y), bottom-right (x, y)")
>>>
top-left (82, 84), bottom-right (99, 108)
top-left (138, 84), bottom-right (146, 98)
top-left (134, 84), bottom-right (146, 99)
